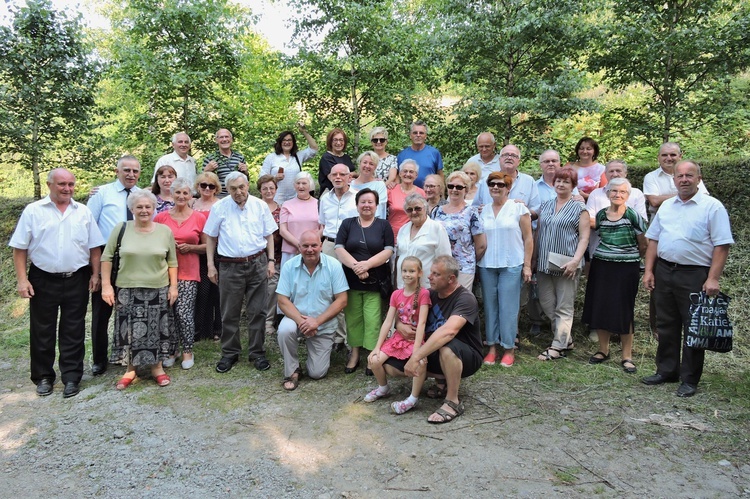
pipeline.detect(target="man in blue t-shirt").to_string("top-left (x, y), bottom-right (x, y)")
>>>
top-left (396, 120), bottom-right (444, 188)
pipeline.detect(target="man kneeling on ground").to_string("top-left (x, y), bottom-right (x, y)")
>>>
top-left (276, 230), bottom-right (349, 390)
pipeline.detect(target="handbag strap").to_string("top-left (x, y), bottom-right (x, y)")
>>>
top-left (114, 221), bottom-right (127, 255)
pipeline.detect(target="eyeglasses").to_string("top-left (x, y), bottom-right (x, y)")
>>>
top-left (500, 152), bottom-right (520, 159)
top-left (199, 183), bottom-right (217, 190)
top-left (447, 184), bottom-right (466, 191)
top-left (488, 181), bottom-right (507, 188)
top-left (371, 138), bottom-right (387, 143)
top-left (405, 206), bottom-right (424, 213)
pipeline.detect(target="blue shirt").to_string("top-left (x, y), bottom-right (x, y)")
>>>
top-left (397, 145), bottom-right (443, 188)
top-left (473, 171), bottom-right (540, 215)
top-left (87, 180), bottom-right (141, 240)
top-left (276, 253), bottom-right (349, 332)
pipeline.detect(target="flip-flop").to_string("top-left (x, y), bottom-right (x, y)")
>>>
top-left (427, 399), bottom-right (464, 424)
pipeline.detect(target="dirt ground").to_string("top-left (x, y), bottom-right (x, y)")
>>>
top-left (1, 335), bottom-right (749, 498)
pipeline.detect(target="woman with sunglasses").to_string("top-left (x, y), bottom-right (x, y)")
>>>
top-left (395, 193), bottom-right (451, 289)
top-left (430, 171), bottom-right (486, 290)
top-left (369, 127), bottom-right (399, 188)
top-left (335, 188), bottom-right (395, 373)
top-left (261, 124), bottom-right (319, 204)
top-left (192, 172), bottom-right (222, 341)
top-left (477, 172), bottom-right (533, 367)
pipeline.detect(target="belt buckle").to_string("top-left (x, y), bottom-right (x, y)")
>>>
top-left (61, 272), bottom-right (73, 278)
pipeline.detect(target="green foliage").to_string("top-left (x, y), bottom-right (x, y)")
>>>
top-left (0, 0), bottom-right (100, 199)
top-left (428, 0), bottom-right (598, 162)
top-left (286, 0), bottom-right (442, 154)
top-left (589, 0), bottom-right (750, 142)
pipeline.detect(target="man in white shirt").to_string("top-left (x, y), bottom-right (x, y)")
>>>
top-left (152, 132), bottom-right (197, 187)
top-left (318, 163), bottom-right (358, 346)
top-left (87, 155), bottom-right (141, 376)
top-left (204, 172), bottom-right (278, 373)
top-left (642, 160), bottom-right (733, 398)
top-left (473, 144), bottom-right (540, 219)
top-left (11, 169), bottom-right (105, 398)
top-left (643, 142), bottom-right (708, 218)
top-left (465, 132), bottom-right (500, 180)
top-left (586, 160), bottom-right (648, 253)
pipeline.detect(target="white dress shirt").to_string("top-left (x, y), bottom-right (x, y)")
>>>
top-left (10, 197), bottom-right (105, 273)
top-left (87, 180), bottom-right (140, 239)
top-left (203, 195), bottom-right (278, 257)
top-left (466, 153), bottom-right (501, 180)
top-left (643, 166), bottom-right (709, 216)
top-left (318, 187), bottom-right (358, 239)
top-left (153, 151), bottom-right (197, 187)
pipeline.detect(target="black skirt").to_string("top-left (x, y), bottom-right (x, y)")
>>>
top-left (582, 258), bottom-right (640, 335)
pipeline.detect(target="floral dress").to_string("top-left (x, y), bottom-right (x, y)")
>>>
top-left (431, 204), bottom-right (484, 275)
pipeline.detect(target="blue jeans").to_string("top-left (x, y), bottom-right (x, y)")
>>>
top-left (478, 265), bottom-right (523, 350)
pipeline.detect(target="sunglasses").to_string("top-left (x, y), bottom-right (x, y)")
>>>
top-left (488, 181), bottom-right (507, 188)
top-left (199, 183), bottom-right (217, 190)
top-left (405, 206), bottom-right (424, 213)
top-left (371, 138), bottom-right (387, 143)
top-left (447, 184), bottom-right (466, 191)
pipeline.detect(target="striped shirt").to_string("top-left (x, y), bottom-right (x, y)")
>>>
top-left (592, 207), bottom-right (647, 263)
top-left (536, 198), bottom-right (587, 276)
top-left (201, 150), bottom-right (246, 196)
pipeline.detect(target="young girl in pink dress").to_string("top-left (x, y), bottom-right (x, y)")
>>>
top-left (363, 257), bottom-right (431, 414)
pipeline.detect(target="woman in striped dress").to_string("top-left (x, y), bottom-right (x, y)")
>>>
top-left (582, 178), bottom-right (647, 373)
top-left (534, 167), bottom-right (590, 360)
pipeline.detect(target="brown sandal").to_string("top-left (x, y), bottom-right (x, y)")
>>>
top-left (282, 368), bottom-right (302, 391)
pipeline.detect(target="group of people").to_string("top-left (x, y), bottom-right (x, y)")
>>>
top-left (10, 121), bottom-right (733, 424)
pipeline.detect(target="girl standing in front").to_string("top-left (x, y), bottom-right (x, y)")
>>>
top-left (363, 257), bottom-right (431, 414)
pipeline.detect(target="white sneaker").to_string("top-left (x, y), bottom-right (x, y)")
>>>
top-left (363, 385), bottom-right (391, 402)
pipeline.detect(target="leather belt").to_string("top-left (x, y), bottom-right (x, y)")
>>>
top-left (657, 258), bottom-right (708, 271)
top-left (324, 237), bottom-right (336, 243)
top-left (217, 251), bottom-right (265, 263)
top-left (32, 264), bottom-right (86, 278)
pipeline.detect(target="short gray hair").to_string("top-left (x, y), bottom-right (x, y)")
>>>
top-left (294, 170), bottom-right (315, 186)
top-left (605, 159), bottom-right (628, 173)
top-left (404, 192), bottom-right (428, 210)
top-left (116, 155), bottom-right (140, 169)
top-left (171, 132), bottom-right (191, 144)
top-left (476, 132), bottom-right (495, 145)
top-left (127, 190), bottom-right (157, 211)
top-left (606, 177), bottom-right (631, 194)
top-left (225, 171), bottom-right (247, 186)
top-left (369, 127), bottom-right (388, 140)
top-left (170, 177), bottom-right (193, 194)
top-left (410, 120), bottom-right (429, 134)
top-left (47, 168), bottom-right (73, 183)
top-left (398, 158), bottom-right (419, 174)
top-left (433, 255), bottom-right (459, 277)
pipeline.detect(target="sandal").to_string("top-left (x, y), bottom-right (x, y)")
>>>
top-left (116, 375), bottom-right (137, 391)
top-left (621, 359), bottom-right (637, 374)
top-left (537, 347), bottom-right (566, 361)
top-left (589, 351), bottom-right (610, 364)
top-left (426, 381), bottom-right (447, 399)
top-left (154, 373), bottom-right (171, 387)
top-left (282, 368), bottom-right (302, 391)
top-left (427, 399), bottom-right (464, 424)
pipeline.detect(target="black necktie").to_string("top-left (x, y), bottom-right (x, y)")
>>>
top-left (125, 188), bottom-right (133, 221)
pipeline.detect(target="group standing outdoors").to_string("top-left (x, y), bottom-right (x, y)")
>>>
top-left (10, 122), bottom-right (733, 416)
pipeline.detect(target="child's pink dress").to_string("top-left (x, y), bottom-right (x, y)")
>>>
top-left (380, 288), bottom-right (431, 359)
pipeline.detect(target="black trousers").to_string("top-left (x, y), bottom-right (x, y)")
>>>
top-left (653, 259), bottom-right (709, 385)
top-left (28, 265), bottom-right (90, 384)
top-left (90, 289), bottom-right (113, 366)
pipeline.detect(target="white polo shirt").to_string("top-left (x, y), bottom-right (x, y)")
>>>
top-left (153, 151), bottom-right (197, 187)
top-left (10, 197), bottom-right (105, 273)
top-left (646, 192), bottom-right (733, 267)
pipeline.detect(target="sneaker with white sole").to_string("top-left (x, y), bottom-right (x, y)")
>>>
top-left (363, 385), bottom-right (391, 402)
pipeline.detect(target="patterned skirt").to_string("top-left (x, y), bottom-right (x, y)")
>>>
top-left (110, 287), bottom-right (174, 367)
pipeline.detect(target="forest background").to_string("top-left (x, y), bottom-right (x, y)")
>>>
top-left (1, 0), bottom-right (749, 199)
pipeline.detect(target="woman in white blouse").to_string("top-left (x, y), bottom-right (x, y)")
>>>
top-left (260, 123), bottom-right (318, 204)
top-left (395, 193), bottom-right (451, 289)
top-left (477, 172), bottom-right (533, 367)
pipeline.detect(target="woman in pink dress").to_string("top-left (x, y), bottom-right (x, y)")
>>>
top-left (279, 171), bottom-right (319, 268)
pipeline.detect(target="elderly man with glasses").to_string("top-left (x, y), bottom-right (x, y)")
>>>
top-left (472, 144), bottom-right (540, 219)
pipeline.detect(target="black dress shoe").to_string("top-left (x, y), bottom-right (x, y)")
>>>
top-left (63, 381), bottom-right (80, 398)
top-left (641, 373), bottom-right (679, 385)
top-left (253, 357), bottom-right (270, 371)
top-left (676, 382), bottom-right (697, 398)
top-left (36, 378), bottom-right (53, 397)
top-left (216, 355), bottom-right (238, 373)
top-left (91, 364), bottom-right (107, 376)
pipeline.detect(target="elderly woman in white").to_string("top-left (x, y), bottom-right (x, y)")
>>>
top-left (395, 193), bottom-right (451, 289)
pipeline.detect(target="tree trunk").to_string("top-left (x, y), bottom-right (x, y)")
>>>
top-left (662, 98), bottom-right (672, 143)
top-left (32, 122), bottom-right (41, 200)
top-left (350, 70), bottom-right (360, 154)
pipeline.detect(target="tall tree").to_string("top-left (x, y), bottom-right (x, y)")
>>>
top-left (589, 0), bottom-right (750, 142)
top-left (0, 0), bottom-right (100, 199)
top-left (287, 0), bottom-right (441, 153)
top-left (432, 0), bottom-right (597, 154)
top-left (104, 0), bottom-right (250, 163)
